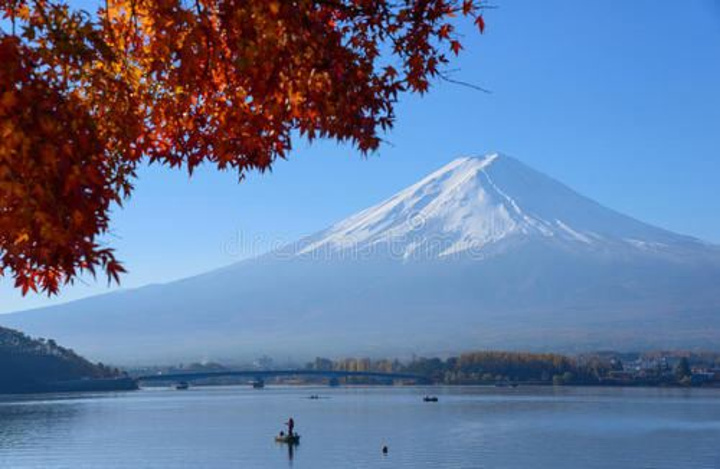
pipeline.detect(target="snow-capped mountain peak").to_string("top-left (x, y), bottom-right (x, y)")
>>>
top-left (6, 152), bottom-right (719, 362)
top-left (295, 153), bottom-right (696, 260)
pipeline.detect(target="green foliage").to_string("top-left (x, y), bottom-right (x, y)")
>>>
top-left (308, 351), bottom-right (597, 385)
top-left (675, 357), bottom-right (691, 382)
top-left (308, 350), bottom-right (720, 387)
top-left (0, 326), bottom-right (122, 393)
top-left (553, 372), bottom-right (575, 386)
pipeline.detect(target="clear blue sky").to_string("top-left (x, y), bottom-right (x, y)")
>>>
top-left (2, 0), bottom-right (719, 314)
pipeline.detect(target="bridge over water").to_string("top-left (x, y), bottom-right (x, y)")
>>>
top-left (134, 369), bottom-right (429, 386)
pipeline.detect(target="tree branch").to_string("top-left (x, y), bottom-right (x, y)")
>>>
top-left (438, 72), bottom-right (491, 94)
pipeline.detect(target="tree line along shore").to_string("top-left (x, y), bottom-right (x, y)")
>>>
top-left (0, 326), bottom-right (136, 394)
top-left (134, 351), bottom-right (720, 388)
top-left (302, 352), bottom-right (720, 387)
top-left (3, 323), bottom-right (720, 394)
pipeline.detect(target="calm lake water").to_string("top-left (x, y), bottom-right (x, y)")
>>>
top-left (1, 386), bottom-right (719, 468)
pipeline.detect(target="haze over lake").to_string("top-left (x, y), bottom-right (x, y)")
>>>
top-left (6, 154), bottom-right (720, 363)
top-left (1, 386), bottom-right (719, 468)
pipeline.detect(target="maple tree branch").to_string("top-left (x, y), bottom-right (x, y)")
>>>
top-left (10, 2), bottom-right (16, 36)
top-left (194, 0), bottom-right (216, 91)
top-left (32, 0), bottom-right (56, 35)
top-left (104, 0), bottom-right (115, 46)
top-left (2, 0), bottom-right (488, 295)
top-left (438, 72), bottom-right (490, 93)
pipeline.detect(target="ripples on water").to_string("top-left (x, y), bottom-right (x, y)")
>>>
top-left (1, 386), bottom-right (719, 468)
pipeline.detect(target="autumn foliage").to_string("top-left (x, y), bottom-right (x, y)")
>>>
top-left (1, 0), bottom-right (486, 295)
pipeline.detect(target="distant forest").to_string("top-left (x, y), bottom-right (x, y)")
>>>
top-left (306, 351), bottom-right (720, 386)
top-left (0, 326), bottom-right (123, 393)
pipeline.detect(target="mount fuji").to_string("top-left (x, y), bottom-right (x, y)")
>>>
top-left (288, 154), bottom-right (703, 260)
top-left (3, 153), bottom-right (720, 363)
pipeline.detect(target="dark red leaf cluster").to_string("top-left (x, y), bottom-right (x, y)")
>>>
top-left (0, 0), bottom-right (485, 294)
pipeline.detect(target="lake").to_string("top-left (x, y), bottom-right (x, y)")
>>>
top-left (1, 386), bottom-right (719, 468)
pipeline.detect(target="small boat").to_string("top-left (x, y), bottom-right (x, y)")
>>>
top-left (175, 381), bottom-right (189, 390)
top-left (423, 395), bottom-right (439, 402)
top-left (275, 433), bottom-right (301, 444)
top-left (252, 380), bottom-right (265, 389)
top-left (309, 394), bottom-right (320, 400)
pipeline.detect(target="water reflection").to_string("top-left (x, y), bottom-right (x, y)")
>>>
top-left (0, 386), bottom-right (718, 468)
top-left (0, 398), bottom-right (84, 445)
top-left (286, 442), bottom-right (295, 464)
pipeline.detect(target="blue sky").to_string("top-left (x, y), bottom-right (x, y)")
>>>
top-left (1, 0), bottom-right (719, 313)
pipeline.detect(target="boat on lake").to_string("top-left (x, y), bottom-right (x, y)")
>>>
top-left (175, 381), bottom-right (189, 390)
top-left (275, 433), bottom-right (300, 444)
top-left (423, 395), bottom-right (439, 402)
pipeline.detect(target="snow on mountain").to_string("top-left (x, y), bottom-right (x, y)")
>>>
top-left (292, 153), bottom-right (698, 261)
top-left (2, 153), bottom-right (719, 363)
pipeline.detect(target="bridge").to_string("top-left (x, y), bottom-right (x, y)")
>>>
top-left (134, 369), bottom-right (429, 386)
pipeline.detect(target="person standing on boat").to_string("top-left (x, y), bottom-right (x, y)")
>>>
top-left (286, 417), bottom-right (295, 437)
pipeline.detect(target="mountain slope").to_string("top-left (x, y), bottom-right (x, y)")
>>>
top-left (3, 153), bottom-right (720, 363)
top-left (287, 154), bottom-right (701, 261)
